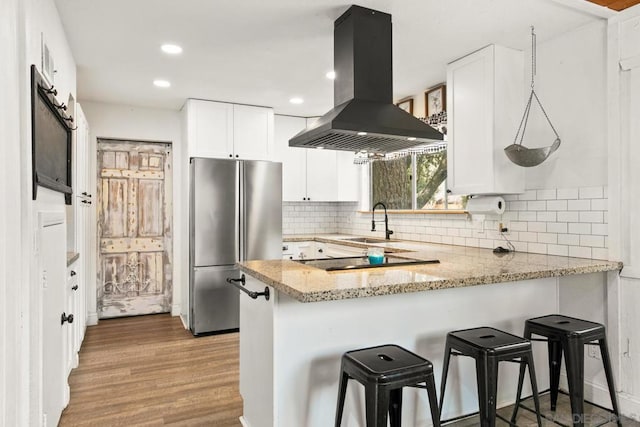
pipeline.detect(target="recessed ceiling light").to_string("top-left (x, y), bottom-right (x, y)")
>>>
top-left (316, 146), bottom-right (324, 150)
top-left (289, 97), bottom-right (304, 104)
top-left (161, 44), bottom-right (183, 54)
top-left (326, 70), bottom-right (336, 80)
top-left (407, 137), bottom-right (417, 141)
top-left (357, 131), bottom-right (367, 136)
top-left (153, 79), bottom-right (171, 88)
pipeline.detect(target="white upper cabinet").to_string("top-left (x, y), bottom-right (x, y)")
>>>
top-left (274, 115), bottom-right (359, 202)
top-left (447, 44), bottom-right (525, 195)
top-left (233, 104), bottom-right (274, 161)
top-left (184, 99), bottom-right (273, 160)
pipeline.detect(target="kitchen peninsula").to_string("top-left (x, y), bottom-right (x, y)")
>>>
top-left (237, 236), bottom-right (622, 427)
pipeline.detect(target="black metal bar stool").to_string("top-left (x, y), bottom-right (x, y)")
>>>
top-left (439, 327), bottom-right (543, 427)
top-left (512, 314), bottom-right (622, 427)
top-left (335, 344), bottom-right (440, 427)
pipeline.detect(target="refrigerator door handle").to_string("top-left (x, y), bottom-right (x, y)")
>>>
top-left (237, 161), bottom-right (243, 263)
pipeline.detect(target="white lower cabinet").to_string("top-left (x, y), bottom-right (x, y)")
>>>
top-left (274, 115), bottom-right (359, 202)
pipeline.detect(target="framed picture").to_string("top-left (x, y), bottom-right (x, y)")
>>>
top-left (425, 84), bottom-right (446, 117)
top-left (396, 98), bottom-right (413, 115)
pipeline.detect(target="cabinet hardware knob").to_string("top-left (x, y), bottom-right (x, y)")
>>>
top-left (70, 270), bottom-right (77, 276)
top-left (72, 284), bottom-right (78, 291)
top-left (229, 154), bottom-right (232, 158)
top-left (61, 312), bottom-right (74, 325)
top-left (235, 154), bottom-right (239, 158)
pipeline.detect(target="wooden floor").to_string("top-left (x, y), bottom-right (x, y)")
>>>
top-left (59, 314), bottom-right (242, 426)
top-left (60, 314), bottom-right (638, 427)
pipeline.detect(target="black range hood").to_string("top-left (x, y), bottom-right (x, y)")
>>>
top-left (289, 5), bottom-right (444, 153)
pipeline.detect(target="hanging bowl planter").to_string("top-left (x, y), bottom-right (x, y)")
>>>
top-left (505, 27), bottom-right (561, 167)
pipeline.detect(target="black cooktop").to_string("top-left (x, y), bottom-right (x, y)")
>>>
top-left (295, 255), bottom-right (440, 272)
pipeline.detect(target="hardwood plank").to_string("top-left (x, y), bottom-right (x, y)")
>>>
top-left (59, 314), bottom-right (242, 426)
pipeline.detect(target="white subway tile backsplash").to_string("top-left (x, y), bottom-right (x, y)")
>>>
top-left (548, 244), bottom-right (569, 256)
top-left (529, 222), bottom-right (547, 232)
top-left (568, 223), bottom-right (591, 234)
top-left (569, 246), bottom-right (592, 258)
top-left (537, 211), bottom-right (557, 222)
top-left (580, 235), bottom-right (605, 248)
top-left (528, 243), bottom-right (548, 254)
top-left (579, 211), bottom-right (603, 223)
top-left (519, 211), bottom-right (537, 221)
top-left (528, 201), bottom-right (546, 211)
top-left (558, 234), bottom-right (580, 246)
top-left (579, 186), bottom-right (604, 199)
top-left (591, 223), bottom-right (608, 236)
top-left (538, 233), bottom-right (558, 244)
top-left (592, 248), bottom-right (608, 260)
top-left (568, 200), bottom-right (591, 211)
top-left (557, 211), bottom-right (579, 222)
top-left (518, 190), bottom-right (538, 201)
top-left (547, 200), bottom-right (568, 211)
top-left (547, 222), bottom-right (568, 234)
top-left (537, 189), bottom-right (557, 200)
top-left (296, 187), bottom-right (611, 260)
top-left (557, 188), bottom-right (579, 199)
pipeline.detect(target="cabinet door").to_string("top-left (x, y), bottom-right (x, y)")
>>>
top-left (447, 46), bottom-right (494, 195)
top-left (188, 100), bottom-right (234, 158)
top-left (336, 151), bottom-right (359, 201)
top-left (306, 149), bottom-right (337, 201)
top-left (275, 115), bottom-right (308, 201)
top-left (233, 104), bottom-right (273, 161)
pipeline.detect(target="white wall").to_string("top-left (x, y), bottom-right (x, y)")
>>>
top-left (523, 20), bottom-right (608, 189)
top-left (80, 101), bottom-right (185, 318)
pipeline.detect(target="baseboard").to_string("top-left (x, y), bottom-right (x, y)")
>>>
top-left (179, 313), bottom-right (189, 330)
top-left (239, 416), bottom-right (249, 427)
top-left (619, 392), bottom-right (640, 421)
top-left (86, 311), bottom-right (98, 326)
top-left (560, 374), bottom-right (640, 420)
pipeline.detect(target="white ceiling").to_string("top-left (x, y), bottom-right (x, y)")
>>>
top-left (53, 0), bottom-right (612, 117)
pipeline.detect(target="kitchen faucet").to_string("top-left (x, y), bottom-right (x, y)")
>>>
top-left (371, 202), bottom-right (393, 240)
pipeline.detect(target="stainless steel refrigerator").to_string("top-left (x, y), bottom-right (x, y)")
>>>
top-left (189, 158), bottom-right (282, 335)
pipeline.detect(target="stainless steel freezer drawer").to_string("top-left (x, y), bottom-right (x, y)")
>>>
top-left (190, 265), bottom-right (240, 335)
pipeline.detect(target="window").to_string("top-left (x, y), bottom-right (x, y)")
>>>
top-left (371, 149), bottom-right (466, 210)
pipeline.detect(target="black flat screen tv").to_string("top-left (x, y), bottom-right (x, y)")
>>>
top-left (31, 64), bottom-right (73, 204)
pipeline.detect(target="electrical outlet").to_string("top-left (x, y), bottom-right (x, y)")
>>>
top-left (588, 345), bottom-right (601, 359)
top-left (473, 218), bottom-right (484, 233)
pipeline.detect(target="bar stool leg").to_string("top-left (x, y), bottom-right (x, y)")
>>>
top-left (425, 373), bottom-right (442, 427)
top-left (389, 388), bottom-right (402, 427)
top-left (475, 355), bottom-right (499, 427)
top-left (549, 339), bottom-right (563, 411)
top-left (563, 337), bottom-right (585, 427)
top-left (439, 341), bottom-right (452, 414)
top-left (365, 384), bottom-right (390, 427)
top-left (510, 359), bottom-right (528, 424)
top-left (335, 368), bottom-right (350, 427)
top-left (599, 338), bottom-right (623, 427)
top-left (524, 353), bottom-right (544, 427)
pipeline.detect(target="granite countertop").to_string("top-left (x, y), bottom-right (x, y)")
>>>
top-left (239, 235), bottom-right (622, 303)
top-left (67, 252), bottom-right (80, 267)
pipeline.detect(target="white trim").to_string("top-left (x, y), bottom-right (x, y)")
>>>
top-left (621, 266), bottom-right (640, 279)
top-left (85, 312), bottom-right (98, 326)
top-left (171, 303), bottom-right (181, 317)
top-left (239, 416), bottom-right (250, 427)
top-left (619, 392), bottom-right (640, 421)
top-left (620, 55), bottom-right (640, 71)
top-left (179, 313), bottom-right (189, 330)
top-left (545, 0), bottom-right (617, 19)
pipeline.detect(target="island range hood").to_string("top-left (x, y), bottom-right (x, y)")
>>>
top-left (289, 5), bottom-right (444, 153)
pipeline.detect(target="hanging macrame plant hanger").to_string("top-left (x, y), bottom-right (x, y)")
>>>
top-left (504, 26), bottom-right (561, 167)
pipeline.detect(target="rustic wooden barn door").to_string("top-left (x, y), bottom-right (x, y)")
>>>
top-left (97, 139), bottom-right (172, 318)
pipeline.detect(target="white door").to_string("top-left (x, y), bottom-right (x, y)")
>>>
top-left (97, 139), bottom-right (173, 318)
top-left (41, 216), bottom-right (67, 427)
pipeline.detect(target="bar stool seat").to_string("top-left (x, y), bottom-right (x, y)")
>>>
top-left (440, 327), bottom-right (543, 427)
top-left (335, 344), bottom-right (440, 427)
top-left (512, 314), bottom-right (622, 427)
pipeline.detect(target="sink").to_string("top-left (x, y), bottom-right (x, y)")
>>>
top-left (341, 237), bottom-right (390, 244)
top-left (295, 255), bottom-right (440, 271)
